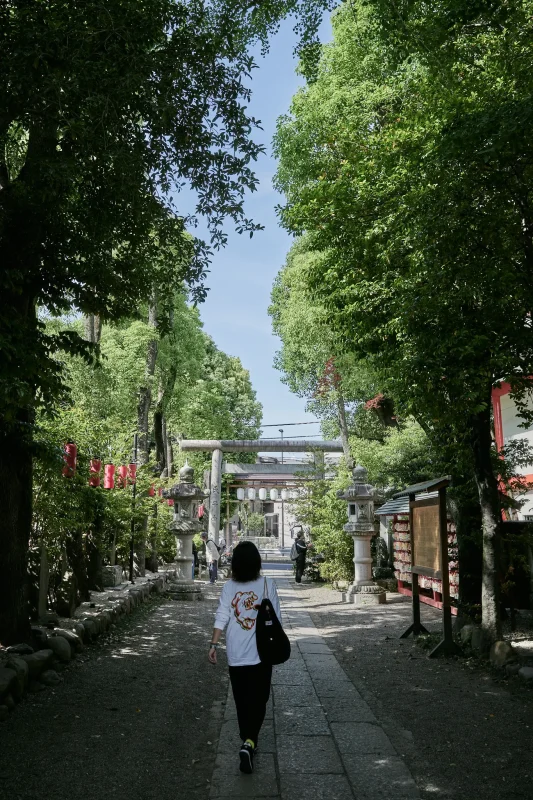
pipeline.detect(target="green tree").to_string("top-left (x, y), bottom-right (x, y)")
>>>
top-left (0, 0), bottom-right (327, 642)
top-left (269, 236), bottom-right (388, 462)
top-left (171, 336), bottom-right (263, 476)
top-left (274, 0), bottom-right (533, 639)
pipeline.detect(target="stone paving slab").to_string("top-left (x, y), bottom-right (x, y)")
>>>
top-left (273, 684), bottom-right (321, 706)
top-left (280, 773), bottom-right (355, 800)
top-left (297, 643), bottom-right (332, 654)
top-left (271, 670), bottom-right (314, 686)
top-left (343, 755), bottom-right (420, 799)
top-left (277, 734), bottom-right (345, 774)
top-left (311, 679), bottom-right (360, 697)
top-left (320, 696), bottom-right (378, 723)
top-left (275, 705), bottom-right (330, 736)
top-left (331, 721), bottom-right (397, 756)
top-left (209, 574), bottom-right (420, 800)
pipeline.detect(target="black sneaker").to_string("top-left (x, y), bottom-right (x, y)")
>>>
top-left (239, 742), bottom-right (254, 774)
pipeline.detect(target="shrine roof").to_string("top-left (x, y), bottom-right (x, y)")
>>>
top-left (392, 476), bottom-right (451, 498)
top-left (376, 491), bottom-right (439, 516)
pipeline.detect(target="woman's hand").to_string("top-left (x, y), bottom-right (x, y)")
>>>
top-left (208, 646), bottom-right (217, 665)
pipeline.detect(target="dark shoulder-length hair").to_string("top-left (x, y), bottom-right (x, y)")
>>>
top-left (231, 541), bottom-right (262, 582)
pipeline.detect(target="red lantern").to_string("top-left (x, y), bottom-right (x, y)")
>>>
top-left (128, 463), bottom-right (137, 485)
top-left (117, 465), bottom-right (128, 488)
top-left (167, 498), bottom-right (174, 507)
top-left (148, 484), bottom-right (155, 497)
top-left (89, 459), bottom-right (102, 488)
top-left (62, 442), bottom-right (77, 477)
top-left (198, 503), bottom-right (205, 519)
top-left (104, 464), bottom-right (115, 489)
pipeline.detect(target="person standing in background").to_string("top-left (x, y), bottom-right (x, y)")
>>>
top-left (294, 529), bottom-right (312, 584)
top-left (201, 531), bottom-right (220, 584)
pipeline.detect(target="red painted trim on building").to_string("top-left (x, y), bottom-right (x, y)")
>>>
top-left (397, 581), bottom-right (458, 615)
top-left (491, 385), bottom-right (509, 452)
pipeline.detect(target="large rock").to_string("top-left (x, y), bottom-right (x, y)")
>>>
top-left (22, 649), bottom-right (54, 679)
top-left (96, 611), bottom-right (111, 632)
top-left (460, 625), bottom-right (475, 646)
top-left (490, 641), bottom-right (516, 668)
top-left (6, 643), bottom-right (33, 656)
top-left (30, 626), bottom-right (49, 651)
top-left (39, 612), bottom-right (60, 628)
top-left (71, 622), bottom-right (86, 642)
top-left (102, 565), bottom-right (123, 587)
top-left (471, 627), bottom-right (491, 655)
top-left (82, 618), bottom-right (98, 641)
top-left (5, 656), bottom-right (29, 695)
top-left (0, 667), bottom-right (17, 700)
top-left (519, 666), bottom-right (533, 681)
top-left (47, 635), bottom-right (72, 663)
top-left (52, 629), bottom-right (83, 653)
top-left (40, 670), bottom-right (61, 687)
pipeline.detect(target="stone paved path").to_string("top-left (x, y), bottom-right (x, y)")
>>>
top-left (209, 574), bottom-right (419, 800)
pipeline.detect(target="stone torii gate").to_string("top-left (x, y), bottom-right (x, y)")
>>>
top-left (179, 438), bottom-right (344, 543)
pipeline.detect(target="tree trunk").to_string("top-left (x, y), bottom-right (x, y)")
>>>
top-left (470, 401), bottom-right (502, 641)
top-left (83, 314), bottom-right (101, 344)
top-left (336, 392), bottom-right (353, 469)
top-left (136, 302), bottom-right (158, 576)
top-left (448, 488), bottom-right (483, 616)
top-left (87, 535), bottom-right (103, 591)
top-left (0, 425), bottom-right (33, 645)
top-left (166, 427), bottom-right (174, 479)
top-left (65, 530), bottom-right (90, 603)
top-left (154, 404), bottom-right (166, 477)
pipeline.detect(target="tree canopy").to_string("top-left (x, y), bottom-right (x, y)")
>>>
top-left (274, 0), bottom-right (533, 637)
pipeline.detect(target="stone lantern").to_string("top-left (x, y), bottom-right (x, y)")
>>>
top-left (337, 465), bottom-right (386, 605)
top-left (163, 462), bottom-right (207, 601)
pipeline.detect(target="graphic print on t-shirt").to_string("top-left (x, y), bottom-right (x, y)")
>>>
top-left (231, 591), bottom-right (259, 631)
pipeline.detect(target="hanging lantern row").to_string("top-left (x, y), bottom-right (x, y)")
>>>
top-left (62, 442), bottom-right (78, 478)
top-left (235, 487), bottom-right (298, 502)
top-left (61, 444), bottom-right (188, 511)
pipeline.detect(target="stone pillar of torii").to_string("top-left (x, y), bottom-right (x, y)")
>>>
top-left (178, 439), bottom-right (344, 544)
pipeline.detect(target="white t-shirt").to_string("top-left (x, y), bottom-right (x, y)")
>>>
top-left (205, 540), bottom-right (219, 563)
top-left (214, 576), bottom-right (282, 667)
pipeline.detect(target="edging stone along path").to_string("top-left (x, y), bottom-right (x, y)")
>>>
top-left (0, 581), bottom-right (228, 800)
top-left (0, 568), bottom-right (178, 719)
top-left (208, 573), bottom-right (419, 800)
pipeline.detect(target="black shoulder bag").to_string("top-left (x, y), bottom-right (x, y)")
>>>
top-left (256, 578), bottom-right (291, 665)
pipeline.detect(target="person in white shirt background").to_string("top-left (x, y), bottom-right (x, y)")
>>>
top-left (208, 541), bottom-right (281, 774)
top-left (201, 531), bottom-right (220, 584)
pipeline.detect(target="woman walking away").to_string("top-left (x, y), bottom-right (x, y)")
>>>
top-left (294, 529), bottom-right (312, 584)
top-left (208, 541), bottom-right (281, 774)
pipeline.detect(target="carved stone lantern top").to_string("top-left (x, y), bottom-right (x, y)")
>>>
top-left (336, 465), bottom-right (375, 535)
top-left (336, 465), bottom-right (373, 502)
top-left (163, 464), bottom-right (208, 534)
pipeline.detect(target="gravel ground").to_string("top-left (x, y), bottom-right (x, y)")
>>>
top-left (300, 584), bottom-right (533, 800)
top-left (0, 586), bottom-right (227, 800)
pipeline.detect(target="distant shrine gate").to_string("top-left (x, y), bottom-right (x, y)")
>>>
top-left (178, 439), bottom-right (343, 544)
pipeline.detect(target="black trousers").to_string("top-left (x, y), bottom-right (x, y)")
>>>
top-left (229, 662), bottom-right (272, 745)
top-left (295, 556), bottom-right (306, 583)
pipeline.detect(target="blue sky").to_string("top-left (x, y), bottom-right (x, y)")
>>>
top-left (180, 17), bottom-right (331, 441)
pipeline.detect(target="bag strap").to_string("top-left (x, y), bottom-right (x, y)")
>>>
top-left (263, 576), bottom-right (269, 601)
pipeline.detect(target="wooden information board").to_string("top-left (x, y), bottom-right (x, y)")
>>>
top-left (411, 500), bottom-right (442, 576)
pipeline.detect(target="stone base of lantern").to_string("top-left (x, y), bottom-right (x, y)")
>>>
top-left (343, 584), bottom-right (386, 605)
top-left (167, 581), bottom-right (203, 601)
